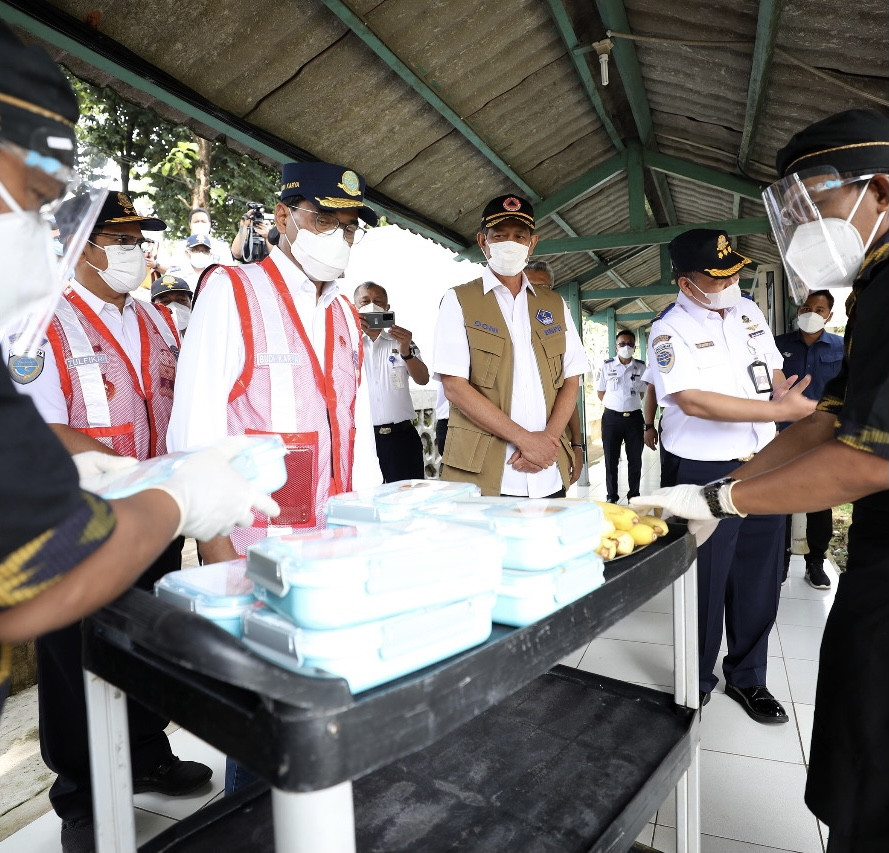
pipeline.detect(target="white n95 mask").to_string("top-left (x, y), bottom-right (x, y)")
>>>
top-left (0, 179), bottom-right (58, 325)
top-left (88, 244), bottom-right (146, 293)
top-left (689, 280), bottom-right (741, 311)
top-left (797, 311), bottom-right (826, 334)
top-left (168, 302), bottom-right (191, 332)
top-left (285, 209), bottom-right (351, 282)
top-left (486, 241), bottom-right (529, 276)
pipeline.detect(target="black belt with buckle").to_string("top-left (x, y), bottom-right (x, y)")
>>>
top-left (605, 408), bottom-right (640, 418)
top-left (375, 420), bottom-right (413, 435)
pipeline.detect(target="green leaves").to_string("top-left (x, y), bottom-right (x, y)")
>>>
top-left (65, 71), bottom-right (279, 242)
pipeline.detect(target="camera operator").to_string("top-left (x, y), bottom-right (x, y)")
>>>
top-left (231, 202), bottom-right (273, 262)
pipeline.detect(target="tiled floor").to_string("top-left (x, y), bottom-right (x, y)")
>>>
top-left (571, 445), bottom-right (832, 853)
top-left (1, 444), bottom-right (835, 852)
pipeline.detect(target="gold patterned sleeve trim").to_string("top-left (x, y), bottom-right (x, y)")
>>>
top-left (0, 491), bottom-right (116, 610)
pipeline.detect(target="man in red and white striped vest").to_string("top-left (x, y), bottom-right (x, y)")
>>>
top-left (168, 161), bottom-right (383, 565)
top-left (10, 192), bottom-right (213, 847)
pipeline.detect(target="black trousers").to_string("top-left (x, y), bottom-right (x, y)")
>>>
top-left (783, 507), bottom-right (833, 567)
top-left (374, 423), bottom-right (425, 483)
top-left (38, 537), bottom-right (183, 821)
top-left (677, 458), bottom-right (784, 694)
top-left (658, 427), bottom-right (681, 488)
top-left (601, 409), bottom-right (644, 502)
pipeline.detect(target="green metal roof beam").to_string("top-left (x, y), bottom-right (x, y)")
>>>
top-left (536, 217), bottom-right (771, 254)
top-left (627, 142), bottom-right (646, 230)
top-left (738, 0), bottom-right (785, 171)
top-left (589, 311), bottom-right (656, 323)
top-left (642, 149), bottom-right (765, 201)
top-left (585, 284), bottom-right (676, 300)
top-left (596, 0), bottom-right (679, 227)
top-left (534, 152), bottom-right (627, 221)
top-left (317, 0), bottom-right (538, 201)
top-left (0, 1), bottom-right (470, 251)
top-left (544, 0), bottom-right (625, 152)
top-left (596, 0), bottom-right (654, 146)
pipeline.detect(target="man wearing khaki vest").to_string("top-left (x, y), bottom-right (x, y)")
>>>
top-left (432, 195), bottom-right (588, 497)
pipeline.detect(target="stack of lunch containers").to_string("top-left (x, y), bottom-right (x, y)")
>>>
top-left (154, 480), bottom-right (607, 694)
top-left (416, 497), bottom-right (606, 626)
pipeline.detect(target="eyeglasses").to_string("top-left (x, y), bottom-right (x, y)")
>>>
top-left (288, 205), bottom-right (367, 244)
top-left (92, 232), bottom-right (153, 252)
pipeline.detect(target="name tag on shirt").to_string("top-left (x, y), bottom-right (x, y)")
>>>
top-left (256, 353), bottom-right (302, 366)
top-left (66, 354), bottom-right (109, 367)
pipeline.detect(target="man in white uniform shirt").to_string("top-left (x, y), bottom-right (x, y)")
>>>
top-left (433, 195), bottom-right (588, 498)
top-left (167, 161), bottom-right (382, 567)
top-left (596, 329), bottom-right (646, 503)
top-left (354, 281), bottom-right (429, 482)
top-left (646, 228), bottom-right (815, 723)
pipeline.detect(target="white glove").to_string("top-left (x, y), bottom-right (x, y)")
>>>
top-left (73, 451), bottom-right (139, 493)
top-left (149, 436), bottom-right (281, 541)
top-left (631, 485), bottom-right (720, 545)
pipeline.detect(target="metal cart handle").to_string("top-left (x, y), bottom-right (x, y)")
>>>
top-left (85, 588), bottom-right (353, 710)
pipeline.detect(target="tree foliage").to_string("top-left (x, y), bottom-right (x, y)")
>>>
top-left (66, 73), bottom-right (279, 242)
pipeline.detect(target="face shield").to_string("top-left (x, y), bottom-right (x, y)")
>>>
top-left (0, 140), bottom-right (107, 352)
top-left (762, 166), bottom-right (882, 304)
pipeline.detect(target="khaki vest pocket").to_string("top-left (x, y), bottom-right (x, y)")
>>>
top-left (466, 326), bottom-right (505, 389)
top-left (540, 332), bottom-right (566, 387)
top-left (442, 424), bottom-right (493, 474)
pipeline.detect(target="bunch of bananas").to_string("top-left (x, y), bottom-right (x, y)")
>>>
top-left (594, 501), bottom-right (668, 561)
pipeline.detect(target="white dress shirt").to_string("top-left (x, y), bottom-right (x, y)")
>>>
top-left (13, 281), bottom-right (144, 424)
top-left (432, 267), bottom-right (588, 498)
top-left (362, 330), bottom-right (422, 425)
top-left (596, 357), bottom-right (646, 412)
top-left (166, 247), bottom-right (381, 488)
top-left (647, 291), bottom-right (783, 461)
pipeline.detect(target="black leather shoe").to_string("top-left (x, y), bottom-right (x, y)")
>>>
top-left (133, 755), bottom-right (212, 796)
top-left (725, 684), bottom-right (789, 724)
top-left (699, 691), bottom-right (711, 707)
top-left (61, 817), bottom-right (94, 853)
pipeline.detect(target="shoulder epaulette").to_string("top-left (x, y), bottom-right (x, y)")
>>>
top-left (654, 302), bottom-right (675, 321)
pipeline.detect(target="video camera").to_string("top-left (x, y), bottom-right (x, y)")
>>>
top-left (243, 202), bottom-right (272, 262)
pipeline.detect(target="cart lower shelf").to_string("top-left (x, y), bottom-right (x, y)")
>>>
top-left (141, 666), bottom-right (697, 853)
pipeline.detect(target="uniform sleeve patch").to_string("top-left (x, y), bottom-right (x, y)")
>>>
top-left (8, 352), bottom-right (45, 384)
top-left (651, 334), bottom-right (671, 346)
top-left (654, 342), bottom-right (675, 373)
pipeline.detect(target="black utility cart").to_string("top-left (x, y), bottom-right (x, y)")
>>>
top-left (82, 525), bottom-right (700, 853)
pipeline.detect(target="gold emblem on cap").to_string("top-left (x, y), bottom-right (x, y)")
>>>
top-left (117, 192), bottom-right (137, 215)
top-left (338, 170), bottom-right (361, 197)
top-left (716, 234), bottom-right (732, 259)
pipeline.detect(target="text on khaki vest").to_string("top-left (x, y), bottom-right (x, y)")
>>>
top-left (442, 277), bottom-right (572, 495)
top-left (220, 257), bottom-right (361, 551)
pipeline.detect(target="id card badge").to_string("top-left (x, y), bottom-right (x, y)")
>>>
top-left (748, 360), bottom-right (773, 394)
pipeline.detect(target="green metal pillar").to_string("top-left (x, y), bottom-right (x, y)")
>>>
top-left (606, 307), bottom-right (617, 356)
top-left (637, 327), bottom-right (648, 362)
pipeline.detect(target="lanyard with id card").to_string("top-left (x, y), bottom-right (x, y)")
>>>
top-left (748, 359), bottom-right (773, 394)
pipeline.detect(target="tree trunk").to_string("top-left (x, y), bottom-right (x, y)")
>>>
top-left (192, 135), bottom-right (212, 210)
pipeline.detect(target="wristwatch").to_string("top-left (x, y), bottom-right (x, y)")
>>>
top-left (644, 423), bottom-right (655, 431)
top-left (701, 477), bottom-right (745, 519)
top-left (571, 442), bottom-right (585, 450)
top-left (401, 352), bottom-right (414, 360)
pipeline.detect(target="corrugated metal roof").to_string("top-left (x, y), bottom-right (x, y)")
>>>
top-left (6, 0), bottom-right (889, 329)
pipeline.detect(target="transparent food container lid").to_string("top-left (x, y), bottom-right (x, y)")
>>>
top-left (98, 435), bottom-right (288, 500)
